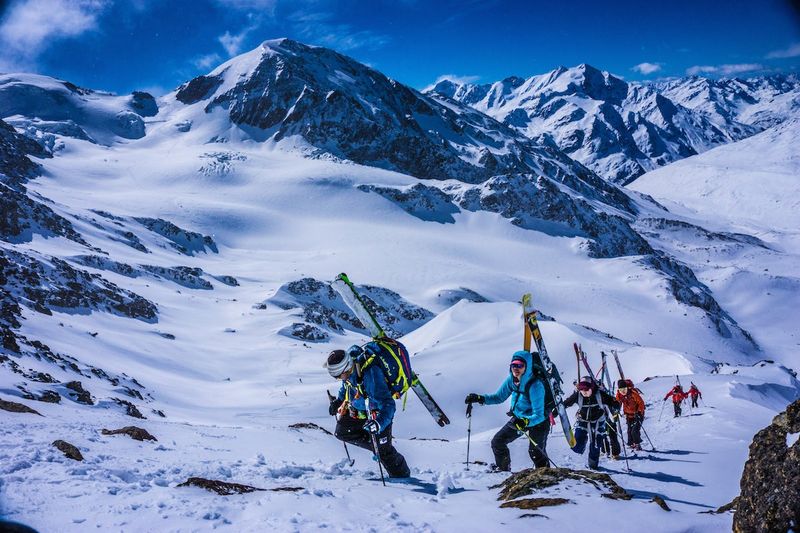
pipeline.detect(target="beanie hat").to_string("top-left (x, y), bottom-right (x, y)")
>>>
top-left (617, 379), bottom-right (629, 389)
top-left (324, 349), bottom-right (353, 377)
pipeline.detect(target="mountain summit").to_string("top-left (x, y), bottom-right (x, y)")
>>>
top-left (428, 65), bottom-right (779, 184)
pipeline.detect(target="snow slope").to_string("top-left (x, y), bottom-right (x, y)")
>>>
top-left (630, 118), bottom-right (800, 367)
top-left (1, 40), bottom-right (798, 532)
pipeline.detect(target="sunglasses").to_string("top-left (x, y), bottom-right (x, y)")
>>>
top-left (510, 362), bottom-right (526, 369)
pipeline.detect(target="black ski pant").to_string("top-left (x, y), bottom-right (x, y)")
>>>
top-left (572, 418), bottom-right (605, 468)
top-left (335, 415), bottom-right (410, 478)
top-left (600, 417), bottom-right (622, 456)
top-left (691, 396), bottom-right (699, 408)
top-left (673, 402), bottom-right (682, 417)
top-left (491, 418), bottom-right (550, 470)
top-left (625, 415), bottom-right (643, 446)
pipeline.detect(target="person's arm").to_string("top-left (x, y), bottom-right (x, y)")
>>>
top-left (483, 376), bottom-right (513, 406)
top-left (563, 390), bottom-right (578, 408)
top-left (601, 390), bottom-right (620, 411)
top-left (663, 391), bottom-right (671, 401)
top-left (361, 365), bottom-right (396, 431)
top-left (337, 382), bottom-right (347, 402)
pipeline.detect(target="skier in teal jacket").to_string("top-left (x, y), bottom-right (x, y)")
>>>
top-left (465, 350), bottom-right (549, 471)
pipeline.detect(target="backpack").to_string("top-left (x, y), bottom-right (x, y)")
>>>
top-left (525, 360), bottom-right (556, 417)
top-left (358, 338), bottom-right (413, 399)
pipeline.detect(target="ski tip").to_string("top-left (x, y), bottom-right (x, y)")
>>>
top-left (336, 272), bottom-right (349, 282)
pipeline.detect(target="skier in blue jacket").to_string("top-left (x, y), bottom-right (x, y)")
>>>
top-left (326, 347), bottom-right (410, 478)
top-left (465, 351), bottom-right (550, 471)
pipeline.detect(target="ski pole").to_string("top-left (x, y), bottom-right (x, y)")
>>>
top-left (327, 390), bottom-right (354, 466)
top-left (639, 420), bottom-right (656, 451)
top-left (658, 399), bottom-right (666, 421)
top-left (615, 416), bottom-right (631, 472)
top-left (515, 421), bottom-right (558, 468)
top-left (364, 397), bottom-right (386, 486)
top-left (466, 402), bottom-right (473, 470)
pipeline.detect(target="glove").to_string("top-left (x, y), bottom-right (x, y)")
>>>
top-left (363, 419), bottom-right (380, 434)
top-left (465, 393), bottom-right (485, 405)
top-left (512, 416), bottom-right (529, 429)
top-left (328, 398), bottom-right (343, 416)
top-left (635, 413), bottom-right (645, 422)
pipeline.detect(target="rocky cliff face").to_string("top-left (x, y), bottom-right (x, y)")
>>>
top-left (733, 398), bottom-right (800, 532)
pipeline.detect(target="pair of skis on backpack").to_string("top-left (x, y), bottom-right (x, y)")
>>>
top-left (332, 273), bottom-right (450, 427)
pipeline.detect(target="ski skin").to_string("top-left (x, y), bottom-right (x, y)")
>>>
top-left (521, 293), bottom-right (576, 448)
top-left (332, 273), bottom-right (450, 427)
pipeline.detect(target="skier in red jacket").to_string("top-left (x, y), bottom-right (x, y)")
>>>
top-left (664, 385), bottom-right (688, 417)
top-left (688, 383), bottom-right (702, 408)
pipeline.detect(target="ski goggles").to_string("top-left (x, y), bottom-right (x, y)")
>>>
top-left (510, 362), bottom-right (526, 369)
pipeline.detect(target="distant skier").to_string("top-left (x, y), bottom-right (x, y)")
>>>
top-left (616, 379), bottom-right (646, 451)
top-left (564, 377), bottom-right (620, 469)
top-left (664, 384), bottom-right (688, 417)
top-left (325, 347), bottom-right (410, 478)
top-left (688, 383), bottom-right (702, 408)
top-left (465, 351), bottom-right (550, 472)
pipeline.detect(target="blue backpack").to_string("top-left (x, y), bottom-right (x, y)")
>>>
top-left (351, 338), bottom-right (414, 399)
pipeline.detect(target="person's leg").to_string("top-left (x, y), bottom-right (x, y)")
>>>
top-left (571, 422), bottom-right (588, 455)
top-left (625, 417), bottom-right (635, 446)
top-left (607, 419), bottom-right (621, 456)
top-left (376, 424), bottom-right (410, 478)
top-left (631, 417), bottom-right (642, 446)
top-left (490, 420), bottom-right (520, 471)
top-left (526, 419), bottom-right (551, 468)
top-left (588, 421), bottom-right (603, 469)
top-left (673, 402), bottom-right (680, 417)
top-left (334, 415), bottom-right (373, 452)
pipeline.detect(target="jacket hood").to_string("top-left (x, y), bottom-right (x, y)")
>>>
top-left (509, 350), bottom-right (534, 389)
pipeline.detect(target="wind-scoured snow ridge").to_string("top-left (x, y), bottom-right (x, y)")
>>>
top-left (0, 73), bottom-right (155, 145)
top-left (264, 277), bottom-right (434, 341)
top-left (428, 65), bottom-right (788, 184)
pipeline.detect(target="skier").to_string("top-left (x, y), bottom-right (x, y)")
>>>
top-left (564, 376), bottom-right (620, 469)
top-left (464, 351), bottom-right (550, 472)
top-left (325, 347), bottom-right (411, 478)
top-left (688, 382), bottom-right (702, 408)
top-left (663, 384), bottom-right (687, 417)
top-left (616, 379), bottom-right (646, 451)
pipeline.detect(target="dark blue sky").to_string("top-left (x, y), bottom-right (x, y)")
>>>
top-left (1, 0), bottom-right (799, 95)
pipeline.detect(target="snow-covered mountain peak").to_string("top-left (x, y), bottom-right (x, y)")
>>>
top-left (0, 73), bottom-right (156, 146)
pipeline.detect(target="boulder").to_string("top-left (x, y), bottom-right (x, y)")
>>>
top-left (733, 398), bottom-right (800, 533)
top-left (52, 440), bottom-right (83, 461)
top-left (101, 426), bottom-right (157, 442)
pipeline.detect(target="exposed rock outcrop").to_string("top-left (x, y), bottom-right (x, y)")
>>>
top-left (733, 398), bottom-right (800, 533)
top-left (0, 396), bottom-right (42, 415)
top-left (495, 467), bottom-right (632, 503)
